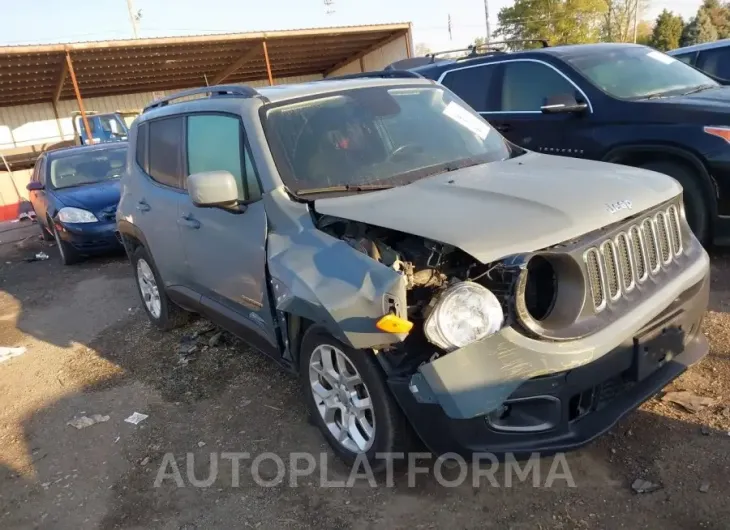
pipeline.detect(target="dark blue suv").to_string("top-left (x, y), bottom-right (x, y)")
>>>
top-left (396, 42), bottom-right (730, 246)
top-left (26, 143), bottom-right (126, 265)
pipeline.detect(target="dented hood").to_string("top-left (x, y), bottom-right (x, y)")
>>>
top-left (313, 152), bottom-right (683, 263)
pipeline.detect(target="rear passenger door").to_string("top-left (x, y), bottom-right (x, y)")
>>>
top-left (177, 112), bottom-right (280, 359)
top-left (133, 117), bottom-right (188, 287)
top-left (485, 59), bottom-right (590, 155)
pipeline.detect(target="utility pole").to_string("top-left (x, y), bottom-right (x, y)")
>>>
top-left (126, 0), bottom-right (139, 38)
top-left (484, 0), bottom-right (491, 44)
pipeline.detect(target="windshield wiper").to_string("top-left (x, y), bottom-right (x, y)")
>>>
top-left (296, 183), bottom-right (394, 196)
top-left (641, 91), bottom-right (671, 100)
top-left (681, 84), bottom-right (716, 96)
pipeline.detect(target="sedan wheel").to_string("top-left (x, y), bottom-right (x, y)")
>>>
top-left (136, 258), bottom-right (162, 319)
top-left (309, 343), bottom-right (376, 453)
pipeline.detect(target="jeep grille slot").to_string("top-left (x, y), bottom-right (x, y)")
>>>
top-left (615, 233), bottom-right (635, 292)
top-left (584, 248), bottom-right (606, 311)
top-left (642, 218), bottom-right (660, 273)
top-left (655, 212), bottom-right (672, 265)
top-left (584, 203), bottom-right (684, 312)
top-left (629, 225), bottom-right (647, 282)
top-left (667, 205), bottom-right (682, 255)
top-left (601, 241), bottom-right (621, 300)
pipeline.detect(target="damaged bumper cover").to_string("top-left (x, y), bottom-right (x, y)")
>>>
top-left (389, 247), bottom-right (710, 456)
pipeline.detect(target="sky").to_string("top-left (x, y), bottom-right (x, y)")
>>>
top-left (0, 0), bottom-right (707, 52)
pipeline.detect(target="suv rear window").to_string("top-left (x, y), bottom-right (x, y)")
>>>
top-left (147, 117), bottom-right (183, 188)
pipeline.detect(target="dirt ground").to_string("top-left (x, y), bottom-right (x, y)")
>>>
top-left (1, 219), bottom-right (730, 530)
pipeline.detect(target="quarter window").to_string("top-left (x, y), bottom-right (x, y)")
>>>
top-left (500, 61), bottom-right (577, 111)
top-left (135, 122), bottom-right (148, 173)
top-left (147, 117), bottom-right (184, 188)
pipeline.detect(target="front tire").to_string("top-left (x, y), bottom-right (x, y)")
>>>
top-left (299, 327), bottom-right (412, 471)
top-left (131, 245), bottom-right (189, 330)
top-left (51, 222), bottom-right (80, 266)
top-left (638, 161), bottom-right (711, 245)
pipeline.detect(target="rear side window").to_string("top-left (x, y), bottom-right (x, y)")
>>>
top-left (186, 114), bottom-right (260, 201)
top-left (135, 123), bottom-right (148, 172)
top-left (441, 65), bottom-right (497, 112)
top-left (697, 47), bottom-right (730, 80)
top-left (673, 52), bottom-right (696, 65)
top-left (148, 117), bottom-right (184, 188)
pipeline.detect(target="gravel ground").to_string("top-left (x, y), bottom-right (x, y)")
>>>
top-left (1, 221), bottom-right (729, 530)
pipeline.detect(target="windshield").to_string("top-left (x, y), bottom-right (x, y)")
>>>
top-left (262, 85), bottom-right (511, 194)
top-left (48, 147), bottom-right (127, 189)
top-left (564, 46), bottom-right (718, 99)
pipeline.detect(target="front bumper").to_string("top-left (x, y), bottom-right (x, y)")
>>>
top-left (389, 249), bottom-right (710, 457)
top-left (56, 221), bottom-right (122, 254)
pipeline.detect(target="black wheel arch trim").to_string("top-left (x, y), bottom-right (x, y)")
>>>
top-left (601, 143), bottom-right (718, 216)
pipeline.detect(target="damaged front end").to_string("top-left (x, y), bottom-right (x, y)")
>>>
top-left (302, 197), bottom-right (709, 456)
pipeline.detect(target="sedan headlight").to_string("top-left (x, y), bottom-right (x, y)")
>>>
top-left (58, 207), bottom-right (98, 223)
top-left (424, 281), bottom-right (504, 352)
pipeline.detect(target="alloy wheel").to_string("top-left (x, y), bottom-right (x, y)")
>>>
top-left (136, 258), bottom-right (161, 319)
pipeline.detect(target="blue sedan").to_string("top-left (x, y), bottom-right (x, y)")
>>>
top-left (26, 143), bottom-right (127, 265)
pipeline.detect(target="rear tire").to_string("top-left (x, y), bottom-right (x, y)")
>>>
top-left (299, 327), bottom-right (413, 472)
top-left (638, 161), bottom-right (710, 245)
top-left (131, 245), bottom-right (189, 331)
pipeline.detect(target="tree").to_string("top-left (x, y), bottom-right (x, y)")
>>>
top-left (602, 0), bottom-right (650, 42)
top-left (635, 19), bottom-right (654, 45)
top-left (650, 10), bottom-right (684, 50)
top-left (700, 0), bottom-right (730, 38)
top-left (494, 0), bottom-right (607, 48)
top-left (681, 9), bottom-right (719, 46)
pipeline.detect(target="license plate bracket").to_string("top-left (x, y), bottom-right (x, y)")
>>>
top-left (630, 326), bottom-right (684, 381)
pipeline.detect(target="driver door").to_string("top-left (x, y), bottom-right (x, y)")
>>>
top-left (178, 112), bottom-right (280, 359)
top-left (485, 59), bottom-right (592, 157)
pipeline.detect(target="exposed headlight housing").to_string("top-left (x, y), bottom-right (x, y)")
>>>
top-left (58, 207), bottom-right (98, 223)
top-left (424, 281), bottom-right (504, 352)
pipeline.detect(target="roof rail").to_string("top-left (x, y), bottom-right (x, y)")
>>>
top-left (143, 85), bottom-right (260, 113)
top-left (427, 39), bottom-right (550, 63)
top-left (323, 70), bottom-right (424, 81)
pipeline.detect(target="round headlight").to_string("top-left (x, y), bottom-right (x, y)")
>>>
top-left (424, 281), bottom-right (504, 352)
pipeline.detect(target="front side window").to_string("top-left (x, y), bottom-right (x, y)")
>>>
top-left (186, 114), bottom-right (258, 200)
top-left (48, 147), bottom-right (127, 189)
top-left (148, 117), bottom-right (184, 188)
top-left (500, 61), bottom-right (578, 111)
top-left (673, 51), bottom-right (697, 65)
top-left (565, 46), bottom-right (717, 99)
top-left (697, 47), bottom-right (730, 80)
top-left (262, 86), bottom-right (511, 194)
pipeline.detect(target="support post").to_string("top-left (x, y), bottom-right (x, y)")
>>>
top-left (65, 51), bottom-right (93, 144)
top-left (262, 40), bottom-right (274, 85)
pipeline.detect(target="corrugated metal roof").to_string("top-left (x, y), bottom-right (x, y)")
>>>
top-left (0, 23), bottom-right (411, 107)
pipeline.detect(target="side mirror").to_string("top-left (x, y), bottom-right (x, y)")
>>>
top-left (541, 93), bottom-right (588, 114)
top-left (187, 171), bottom-right (240, 210)
top-left (26, 181), bottom-right (44, 191)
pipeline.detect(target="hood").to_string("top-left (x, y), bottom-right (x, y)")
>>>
top-left (313, 152), bottom-right (682, 264)
top-left (649, 84), bottom-right (730, 112)
top-left (55, 179), bottom-right (121, 213)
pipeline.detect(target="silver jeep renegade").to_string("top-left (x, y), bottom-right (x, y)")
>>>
top-left (117, 75), bottom-right (710, 469)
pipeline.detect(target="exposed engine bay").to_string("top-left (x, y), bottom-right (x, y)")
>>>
top-left (314, 214), bottom-right (551, 373)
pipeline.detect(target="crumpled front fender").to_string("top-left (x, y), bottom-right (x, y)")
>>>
top-left (264, 189), bottom-right (408, 350)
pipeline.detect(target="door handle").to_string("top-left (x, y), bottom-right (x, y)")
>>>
top-left (178, 214), bottom-right (201, 229)
top-left (495, 123), bottom-right (512, 133)
top-left (136, 200), bottom-right (151, 212)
